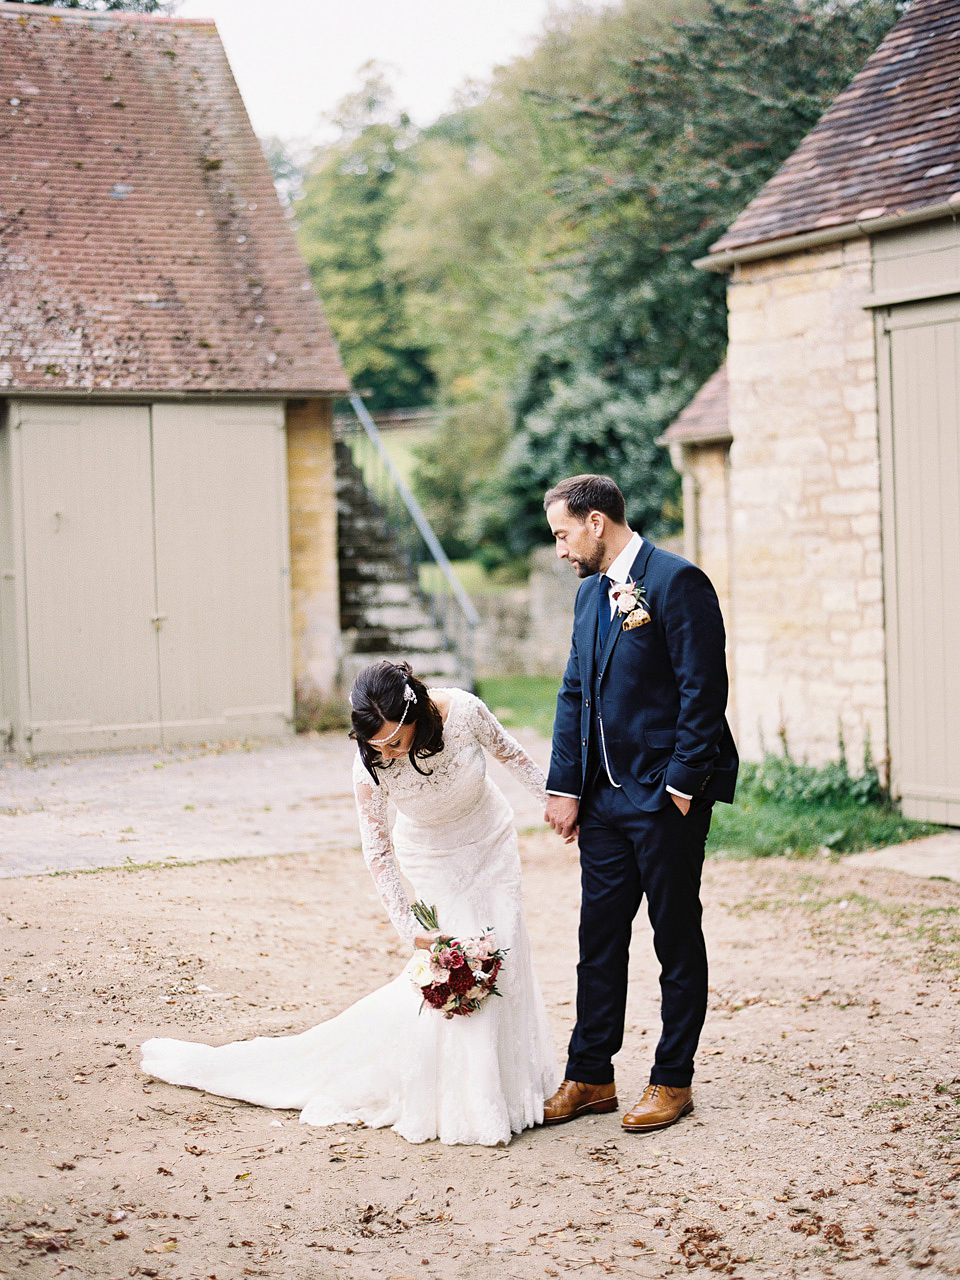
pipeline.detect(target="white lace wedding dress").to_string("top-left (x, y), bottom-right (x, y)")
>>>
top-left (141, 689), bottom-right (560, 1146)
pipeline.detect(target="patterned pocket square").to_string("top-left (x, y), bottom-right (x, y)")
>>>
top-left (622, 607), bottom-right (651, 631)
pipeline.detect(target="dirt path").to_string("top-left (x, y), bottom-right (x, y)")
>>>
top-left (2, 832), bottom-right (959, 1279)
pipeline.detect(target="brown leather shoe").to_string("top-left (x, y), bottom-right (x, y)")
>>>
top-left (542, 1079), bottom-right (618, 1126)
top-left (621, 1084), bottom-right (693, 1133)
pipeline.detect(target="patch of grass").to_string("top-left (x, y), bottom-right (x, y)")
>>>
top-left (377, 424), bottom-right (431, 489)
top-left (420, 558), bottom-right (528, 597)
top-left (708, 797), bottom-right (939, 859)
top-left (476, 675), bottom-right (558, 740)
top-left (708, 752), bottom-right (942, 858)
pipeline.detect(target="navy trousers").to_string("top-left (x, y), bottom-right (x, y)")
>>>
top-left (566, 775), bottom-right (712, 1088)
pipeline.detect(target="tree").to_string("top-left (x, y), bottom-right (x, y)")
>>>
top-left (293, 69), bottom-right (435, 411)
top-left (494, 0), bottom-right (906, 556)
top-left (6, 1), bottom-right (174, 10)
top-left (383, 0), bottom-right (703, 555)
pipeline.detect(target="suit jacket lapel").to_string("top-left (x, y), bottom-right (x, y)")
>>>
top-left (580, 574), bottom-right (601, 693)
top-left (597, 540), bottom-right (656, 685)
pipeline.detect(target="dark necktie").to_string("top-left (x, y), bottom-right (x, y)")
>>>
top-left (597, 575), bottom-right (612, 649)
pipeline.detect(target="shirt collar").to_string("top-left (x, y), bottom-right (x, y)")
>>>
top-left (605, 531), bottom-right (643, 586)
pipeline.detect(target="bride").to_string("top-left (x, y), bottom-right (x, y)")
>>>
top-left (142, 660), bottom-right (560, 1146)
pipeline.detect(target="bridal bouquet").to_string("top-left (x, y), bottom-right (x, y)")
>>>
top-left (407, 901), bottom-right (506, 1019)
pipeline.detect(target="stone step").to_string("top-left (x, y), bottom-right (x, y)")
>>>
top-left (335, 436), bottom-right (471, 688)
top-left (339, 562), bottom-right (421, 586)
top-left (342, 603), bottom-right (439, 631)
top-left (340, 651), bottom-right (466, 688)
top-left (344, 625), bottom-right (448, 654)
top-left (345, 581), bottom-right (423, 607)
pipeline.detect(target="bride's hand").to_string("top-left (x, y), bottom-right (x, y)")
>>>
top-left (414, 930), bottom-right (441, 951)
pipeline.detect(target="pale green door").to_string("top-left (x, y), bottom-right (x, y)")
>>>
top-left (150, 402), bottom-right (292, 743)
top-left (14, 401), bottom-right (162, 752)
top-left (878, 296), bottom-right (960, 824)
top-left (9, 399), bottom-right (292, 753)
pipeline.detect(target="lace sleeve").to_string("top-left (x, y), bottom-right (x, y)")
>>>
top-left (464, 694), bottom-right (547, 801)
top-left (352, 756), bottom-right (419, 946)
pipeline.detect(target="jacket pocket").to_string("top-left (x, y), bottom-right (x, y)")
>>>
top-left (644, 728), bottom-right (677, 750)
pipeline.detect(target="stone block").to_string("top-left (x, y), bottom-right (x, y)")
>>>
top-left (850, 513), bottom-right (881, 537)
top-left (854, 411), bottom-right (880, 438)
top-left (855, 578), bottom-right (884, 605)
top-left (769, 271), bottom-right (817, 298)
top-left (734, 642), bottom-right (767, 676)
top-left (833, 657), bottom-right (885, 686)
top-left (845, 439), bottom-right (879, 464)
top-left (759, 293), bottom-right (824, 340)
top-left (842, 383), bottom-right (877, 414)
top-left (835, 462), bottom-right (880, 490)
top-left (850, 626), bottom-right (885, 656)
top-left (820, 489), bottom-right (880, 516)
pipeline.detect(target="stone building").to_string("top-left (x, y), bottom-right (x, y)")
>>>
top-left (671, 0), bottom-right (959, 823)
top-left (0, 4), bottom-right (350, 754)
top-left (658, 366), bottom-right (732, 637)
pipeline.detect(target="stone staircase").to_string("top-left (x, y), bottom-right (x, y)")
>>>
top-left (335, 439), bottom-right (471, 689)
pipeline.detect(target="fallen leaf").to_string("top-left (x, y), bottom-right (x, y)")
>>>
top-left (163, 1239), bottom-right (179, 1252)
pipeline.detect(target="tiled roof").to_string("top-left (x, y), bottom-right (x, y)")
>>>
top-left (659, 365), bottom-right (730, 445)
top-left (709, 0), bottom-right (960, 257)
top-left (0, 4), bottom-right (349, 395)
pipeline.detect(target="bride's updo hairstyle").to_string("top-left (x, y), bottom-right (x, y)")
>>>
top-left (350, 659), bottom-right (444, 783)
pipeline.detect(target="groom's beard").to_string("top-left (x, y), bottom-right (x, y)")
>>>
top-left (571, 541), bottom-right (605, 578)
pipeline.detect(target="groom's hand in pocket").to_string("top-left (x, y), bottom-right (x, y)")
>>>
top-left (545, 795), bottom-right (580, 844)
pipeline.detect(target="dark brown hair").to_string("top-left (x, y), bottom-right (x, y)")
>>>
top-left (543, 474), bottom-right (626, 525)
top-left (349, 660), bottom-right (444, 783)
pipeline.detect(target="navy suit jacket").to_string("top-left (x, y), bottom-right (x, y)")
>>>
top-left (546, 540), bottom-right (738, 812)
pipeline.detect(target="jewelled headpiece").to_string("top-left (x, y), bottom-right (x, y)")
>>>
top-left (367, 683), bottom-right (417, 745)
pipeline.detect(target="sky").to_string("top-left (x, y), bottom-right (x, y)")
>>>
top-left (175, 0), bottom-right (609, 144)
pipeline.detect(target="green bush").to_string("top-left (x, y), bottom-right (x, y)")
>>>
top-left (737, 751), bottom-right (885, 809)
top-left (708, 745), bottom-right (941, 859)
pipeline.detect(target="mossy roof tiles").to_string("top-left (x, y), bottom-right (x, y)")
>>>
top-left (0, 3), bottom-right (349, 395)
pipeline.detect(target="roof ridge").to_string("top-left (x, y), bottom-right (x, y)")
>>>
top-left (708, 0), bottom-right (960, 259)
top-left (0, 2), bottom-right (216, 26)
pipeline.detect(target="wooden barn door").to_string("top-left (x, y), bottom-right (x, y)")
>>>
top-left (14, 402), bottom-right (162, 752)
top-left (10, 400), bottom-right (292, 753)
top-left (151, 403), bottom-right (292, 743)
top-left (878, 297), bottom-right (960, 824)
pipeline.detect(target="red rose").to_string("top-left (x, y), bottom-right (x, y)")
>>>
top-left (423, 982), bottom-right (451, 1008)
top-left (448, 964), bottom-right (474, 995)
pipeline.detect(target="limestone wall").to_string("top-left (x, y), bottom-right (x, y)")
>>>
top-left (286, 399), bottom-right (340, 699)
top-left (473, 547), bottom-right (579, 679)
top-left (726, 238), bottom-right (886, 770)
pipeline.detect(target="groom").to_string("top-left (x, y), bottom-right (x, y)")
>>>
top-left (542, 474), bottom-right (738, 1132)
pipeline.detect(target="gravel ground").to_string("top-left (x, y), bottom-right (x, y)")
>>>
top-left (1, 735), bottom-right (959, 1279)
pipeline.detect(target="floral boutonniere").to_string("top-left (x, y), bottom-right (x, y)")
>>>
top-left (611, 578), bottom-right (651, 631)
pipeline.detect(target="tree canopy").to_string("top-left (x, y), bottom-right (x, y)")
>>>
top-left (6, 1), bottom-right (173, 10)
top-left (489, 0), bottom-right (906, 559)
top-left (286, 0), bottom-right (905, 562)
top-left (292, 70), bottom-right (436, 411)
